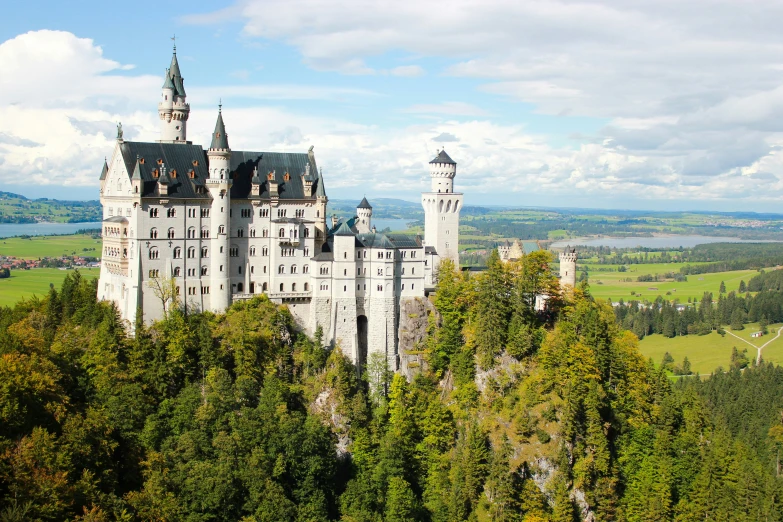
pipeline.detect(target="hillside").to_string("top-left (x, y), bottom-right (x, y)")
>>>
top-left (0, 191), bottom-right (101, 224)
top-left (2, 256), bottom-right (783, 520)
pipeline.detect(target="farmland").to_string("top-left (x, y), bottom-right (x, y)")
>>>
top-left (0, 234), bottom-right (101, 259)
top-left (0, 267), bottom-right (99, 307)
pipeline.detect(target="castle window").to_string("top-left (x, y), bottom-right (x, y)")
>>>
top-left (292, 283), bottom-right (297, 291)
top-left (278, 265), bottom-right (285, 274)
top-left (344, 269), bottom-right (347, 276)
top-left (174, 267), bottom-right (181, 277)
top-left (188, 268), bottom-right (196, 276)
top-left (188, 247), bottom-right (196, 259)
top-left (251, 266), bottom-right (254, 274)
top-left (201, 247), bottom-right (208, 258)
top-left (241, 209), bottom-right (251, 218)
top-left (411, 284), bottom-right (414, 290)
top-left (377, 285), bottom-right (382, 291)
top-left (237, 228), bottom-right (244, 238)
top-left (149, 248), bottom-right (159, 260)
top-left (219, 225), bottom-right (225, 235)
top-left (237, 283), bottom-right (243, 293)
top-left (377, 252), bottom-right (383, 259)
top-left (280, 283), bottom-right (284, 292)
top-left (357, 268), bottom-right (361, 275)
top-left (411, 251), bottom-right (416, 258)
top-left (250, 246), bottom-right (256, 256)
top-left (291, 265), bottom-right (297, 274)
top-left (304, 282), bottom-right (309, 291)
top-left (201, 208), bottom-right (210, 217)
top-left (148, 269), bottom-right (160, 278)
top-left (377, 269), bottom-right (383, 276)
top-left (263, 282), bottom-right (268, 292)
top-left (189, 170), bottom-right (195, 179)
top-left (262, 247), bottom-right (268, 256)
top-left (344, 285), bottom-right (347, 292)
top-left (262, 229), bottom-right (268, 237)
top-left (402, 284), bottom-right (405, 290)
top-left (263, 266), bottom-right (267, 273)
top-left (201, 266), bottom-right (208, 276)
top-left (303, 228), bottom-right (310, 237)
top-left (176, 286), bottom-right (181, 295)
top-left (150, 228), bottom-right (158, 239)
top-left (250, 228), bottom-right (256, 237)
top-left (238, 266), bottom-right (242, 275)
top-left (412, 267), bottom-right (415, 274)
top-left (230, 247), bottom-right (239, 257)
top-left (201, 228), bottom-right (209, 239)
top-left (187, 227), bottom-right (196, 239)
top-left (402, 268), bottom-right (405, 275)
top-left (357, 252), bottom-right (361, 259)
top-left (303, 265), bottom-right (309, 274)
top-left (192, 160), bottom-right (199, 166)
top-left (167, 208), bottom-right (176, 218)
top-left (168, 228), bottom-right (175, 239)
top-left (279, 228), bottom-right (285, 237)
top-left (149, 208), bottom-right (159, 218)
top-left (173, 247), bottom-right (181, 259)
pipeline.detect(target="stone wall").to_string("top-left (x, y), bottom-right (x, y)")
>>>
top-left (397, 296), bottom-right (436, 380)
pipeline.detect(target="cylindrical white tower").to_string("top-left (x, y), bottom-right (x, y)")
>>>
top-left (422, 149), bottom-right (463, 269)
top-left (207, 107), bottom-right (232, 311)
top-left (356, 197), bottom-right (372, 233)
top-left (559, 246), bottom-right (578, 290)
top-left (429, 151), bottom-right (457, 193)
top-left (158, 48), bottom-right (190, 143)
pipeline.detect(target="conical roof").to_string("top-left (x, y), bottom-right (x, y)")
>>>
top-left (315, 168), bottom-right (327, 198)
top-left (357, 196), bottom-right (372, 209)
top-left (429, 149), bottom-right (456, 165)
top-left (131, 156), bottom-right (142, 180)
top-left (210, 108), bottom-right (229, 150)
top-left (162, 68), bottom-right (175, 89)
top-left (99, 158), bottom-right (108, 181)
top-left (169, 51), bottom-right (186, 96)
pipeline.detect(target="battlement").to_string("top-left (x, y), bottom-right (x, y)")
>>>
top-left (559, 252), bottom-right (578, 262)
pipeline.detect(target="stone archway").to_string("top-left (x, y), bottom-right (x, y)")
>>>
top-left (357, 315), bottom-right (368, 372)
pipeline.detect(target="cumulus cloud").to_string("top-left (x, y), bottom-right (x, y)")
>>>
top-left (432, 132), bottom-right (459, 142)
top-left (179, 0), bottom-right (783, 207)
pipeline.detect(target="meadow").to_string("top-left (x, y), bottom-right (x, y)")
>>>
top-left (638, 322), bottom-right (783, 375)
top-left (583, 262), bottom-right (758, 303)
top-left (0, 234), bottom-right (101, 259)
top-left (0, 267), bottom-right (99, 307)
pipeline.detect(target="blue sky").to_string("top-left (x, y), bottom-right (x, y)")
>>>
top-left (2, 0), bottom-right (783, 211)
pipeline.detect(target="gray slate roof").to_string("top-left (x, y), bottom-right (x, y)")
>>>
top-left (357, 196), bottom-right (372, 209)
top-left (333, 221), bottom-right (354, 236)
top-left (116, 141), bottom-right (324, 201)
top-left (430, 149), bottom-right (456, 165)
top-left (169, 52), bottom-right (186, 97)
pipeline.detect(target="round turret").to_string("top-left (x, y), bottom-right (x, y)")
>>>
top-left (559, 246), bottom-right (578, 289)
top-left (356, 197), bottom-right (372, 233)
top-left (429, 149), bottom-right (457, 193)
top-left (158, 47), bottom-right (190, 143)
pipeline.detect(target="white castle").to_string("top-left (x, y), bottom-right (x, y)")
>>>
top-left (97, 48), bottom-right (463, 370)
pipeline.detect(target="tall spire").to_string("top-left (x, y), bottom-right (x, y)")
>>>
top-left (315, 167), bottom-right (327, 198)
top-left (168, 50), bottom-right (185, 97)
top-left (210, 106), bottom-right (229, 150)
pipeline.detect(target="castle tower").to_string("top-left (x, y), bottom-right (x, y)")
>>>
top-left (206, 106), bottom-right (232, 311)
top-left (158, 46), bottom-right (190, 143)
top-left (422, 149), bottom-right (463, 267)
top-left (559, 246), bottom-right (577, 290)
top-left (356, 197), bottom-right (372, 233)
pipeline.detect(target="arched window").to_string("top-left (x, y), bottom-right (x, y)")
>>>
top-left (201, 227), bottom-right (209, 238)
top-left (167, 208), bottom-right (176, 218)
top-left (303, 228), bottom-right (310, 238)
top-left (187, 247), bottom-right (196, 259)
top-left (201, 266), bottom-right (208, 276)
top-left (291, 265), bottom-right (297, 274)
top-left (201, 247), bottom-right (208, 258)
top-left (187, 227), bottom-right (196, 239)
top-left (250, 246), bottom-right (256, 256)
top-left (218, 225), bottom-right (225, 235)
top-left (149, 248), bottom-right (159, 259)
top-left (250, 282), bottom-right (255, 293)
top-left (262, 246), bottom-right (268, 256)
top-left (167, 228), bottom-right (175, 239)
top-left (250, 228), bottom-right (256, 237)
top-left (292, 283), bottom-right (297, 292)
top-left (150, 228), bottom-right (158, 239)
top-left (263, 282), bottom-right (268, 291)
top-left (303, 265), bottom-right (309, 274)
top-left (279, 283), bottom-right (284, 292)
top-left (173, 247), bottom-right (181, 259)
top-left (279, 228), bottom-right (285, 237)
top-left (173, 266), bottom-right (181, 277)
top-left (304, 282), bottom-right (309, 291)
top-left (149, 208), bottom-right (158, 218)
top-left (237, 228), bottom-right (244, 238)
top-left (237, 282), bottom-right (243, 292)
top-left (278, 265), bottom-right (285, 274)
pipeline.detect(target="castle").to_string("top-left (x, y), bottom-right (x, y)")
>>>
top-left (97, 47), bottom-right (463, 371)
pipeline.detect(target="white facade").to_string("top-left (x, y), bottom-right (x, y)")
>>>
top-left (97, 48), bottom-right (463, 371)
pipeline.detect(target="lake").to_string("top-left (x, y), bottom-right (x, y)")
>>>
top-left (372, 218), bottom-right (415, 232)
top-left (550, 235), bottom-right (783, 249)
top-left (0, 222), bottom-right (103, 239)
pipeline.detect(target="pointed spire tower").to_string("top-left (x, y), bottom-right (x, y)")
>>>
top-left (205, 104), bottom-right (233, 313)
top-left (158, 44), bottom-right (190, 143)
top-left (422, 148), bottom-right (463, 271)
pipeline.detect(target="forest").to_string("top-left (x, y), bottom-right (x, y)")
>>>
top-left (3, 255), bottom-right (783, 521)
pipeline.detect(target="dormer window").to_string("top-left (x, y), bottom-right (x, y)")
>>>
top-left (192, 160), bottom-right (199, 166)
top-left (189, 170), bottom-right (195, 179)
top-left (157, 158), bottom-right (163, 165)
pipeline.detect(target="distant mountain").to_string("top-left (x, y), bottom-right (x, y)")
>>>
top-left (0, 191), bottom-right (102, 224)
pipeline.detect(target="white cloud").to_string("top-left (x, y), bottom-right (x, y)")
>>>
top-left (389, 65), bottom-right (425, 77)
top-left (403, 102), bottom-right (488, 116)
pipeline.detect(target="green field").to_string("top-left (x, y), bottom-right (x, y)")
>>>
top-left (0, 234), bottom-right (101, 259)
top-left (0, 268), bottom-right (99, 307)
top-left (583, 262), bottom-right (758, 303)
top-left (638, 322), bottom-right (783, 375)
